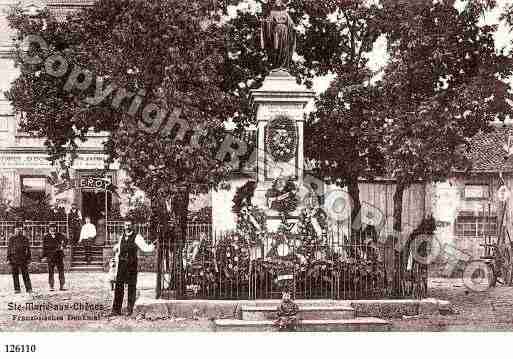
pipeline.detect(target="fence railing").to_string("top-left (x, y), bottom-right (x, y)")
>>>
top-left (0, 220), bottom-right (427, 300)
top-left (105, 222), bottom-right (150, 246)
top-left (0, 221), bottom-right (68, 247)
top-left (0, 221), bottom-right (212, 247)
top-left (158, 228), bottom-right (429, 301)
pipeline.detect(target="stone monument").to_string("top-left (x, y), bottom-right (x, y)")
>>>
top-left (250, 1), bottom-right (315, 229)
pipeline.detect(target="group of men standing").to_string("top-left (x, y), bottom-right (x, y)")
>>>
top-left (5, 201), bottom-right (88, 294)
top-left (7, 222), bottom-right (68, 293)
top-left (6, 216), bottom-right (155, 317)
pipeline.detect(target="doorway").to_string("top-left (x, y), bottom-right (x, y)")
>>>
top-left (81, 190), bottom-right (112, 224)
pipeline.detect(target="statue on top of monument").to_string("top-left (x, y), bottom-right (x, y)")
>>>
top-left (261, 0), bottom-right (296, 70)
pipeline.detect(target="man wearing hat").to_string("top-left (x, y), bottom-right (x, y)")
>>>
top-left (7, 222), bottom-right (32, 294)
top-left (42, 223), bottom-right (68, 291)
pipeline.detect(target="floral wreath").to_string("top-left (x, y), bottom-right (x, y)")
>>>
top-left (183, 236), bottom-right (218, 292)
top-left (215, 232), bottom-right (251, 280)
top-left (265, 177), bottom-right (299, 214)
top-left (237, 205), bottom-right (267, 246)
top-left (265, 115), bottom-right (297, 163)
top-left (297, 207), bottom-right (328, 240)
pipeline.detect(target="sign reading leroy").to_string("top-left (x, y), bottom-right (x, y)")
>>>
top-left (79, 177), bottom-right (111, 190)
top-left (49, 171), bottom-right (115, 195)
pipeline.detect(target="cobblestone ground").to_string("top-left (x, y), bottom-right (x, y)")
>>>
top-left (1, 273), bottom-right (513, 331)
top-left (0, 272), bottom-right (212, 331)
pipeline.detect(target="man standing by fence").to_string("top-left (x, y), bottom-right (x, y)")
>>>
top-left (7, 222), bottom-right (32, 294)
top-left (110, 220), bottom-right (155, 317)
top-left (42, 223), bottom-right (68, 291)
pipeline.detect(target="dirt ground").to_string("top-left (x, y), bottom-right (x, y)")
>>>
top-left (1, 272), bottom-right (513, 331)
top-left (0, 272), bottom-right (212, 331)
top-left (391, 277), bottom-right (513, 331)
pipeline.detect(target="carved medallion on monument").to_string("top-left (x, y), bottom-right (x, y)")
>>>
top-left (264, 115), bottom-right (299, 181)
top-left (265, 115), bottom-right (297, 163)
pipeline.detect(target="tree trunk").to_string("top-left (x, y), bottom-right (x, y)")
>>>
top-left (348, 179), bottom-right (362, 247)
top-left (393, 182), bottom-right (405, 234)
top-left (172, 188), bottom-right (190, 299)
top-left (347, 178), bottom-right (362, 230)
top-left (392, 181), bottom-right (406, 296)
top-left (155, 222), bottom-right (163, 299)
top-left (150, 197), bottom-right (168, 299)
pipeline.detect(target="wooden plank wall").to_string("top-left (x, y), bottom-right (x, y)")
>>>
top-left (358, 182), bottom-right (428, 239)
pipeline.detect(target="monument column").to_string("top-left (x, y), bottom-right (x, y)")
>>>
top-left (249, 69), bottom-right (315, 222)
top-left (247, 0), bottom-right (315, 227)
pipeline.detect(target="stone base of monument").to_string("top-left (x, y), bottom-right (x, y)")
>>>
top-left (241, 305), bottom-right (355, 321)
top-left (213, 299), bottom-right (390, 331)
top-left (134, 296), bottom-right (453, 331)
top-left (213, 317), bottom-right (391, 332)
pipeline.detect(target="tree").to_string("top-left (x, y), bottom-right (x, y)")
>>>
top-left (303, 1), bottom-right (386, 227)
top-left (224, 0), bottom-right (384, 123)
top-left (377, 0), bottom-right (513, 239)
top-left (6, 0), bottom-right (235, 297)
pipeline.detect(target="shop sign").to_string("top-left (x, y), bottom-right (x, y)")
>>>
top-left (0, 153), bottom-right (118, 169)
top-left (49, 170), bottom-right (116, 195)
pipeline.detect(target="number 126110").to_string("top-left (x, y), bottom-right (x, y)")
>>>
top-left (4, 344), bottom-right (37, 353)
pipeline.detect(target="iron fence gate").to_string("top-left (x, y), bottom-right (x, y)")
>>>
top-left (157, 225), bottom-right (429, 300)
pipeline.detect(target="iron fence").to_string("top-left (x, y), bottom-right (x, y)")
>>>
top-left (0, 221), bottom-right (213, 247)
top-left (105, 222), bottom-right (211, 246)
top-left (0, 219), bottom-right (428, 300)
top-left (157, 226), bottom-right (429, 300)
top-left (0, 221), bottom-right (68, 247)
top-left (105, 221), bottom-right (150, 246)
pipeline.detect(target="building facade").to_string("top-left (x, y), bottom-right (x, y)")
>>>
top-left (0, 1), bottom-right (149, 222)
top-left (430, 126), bottom-right (513, 267)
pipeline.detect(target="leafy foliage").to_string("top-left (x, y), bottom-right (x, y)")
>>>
top-left (287, 1), bottom-right (386, 224)
top-left (2, 195), bottom-right (66, 221)
top-left (6, 0), bottom-right (236, 297)
top-left (7, 0), bottom-right (236, 198)
top-left (376, 0), bottom-right (513, 231)
top-left (125, 198), bottom-right (152, 224)
top-left (224, 0), bottom-right (384, 126)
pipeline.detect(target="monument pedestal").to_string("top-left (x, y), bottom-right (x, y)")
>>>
top-left (250, 69), bottom-right (315, 226)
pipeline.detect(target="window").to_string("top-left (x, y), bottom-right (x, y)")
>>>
top-left (21, 176), bottom-right (46, 208)
top-left (464, 184), bottom-right (489, 200)
top-left (455, 215), bottom-right (497, 237)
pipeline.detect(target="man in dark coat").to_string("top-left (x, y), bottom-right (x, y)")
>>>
top-left (7, 222), bottom-right (32, 294)
top-left (110, 220), bottom-right (154, 317)
top-left (68, 203), bottom-right (82, 246)
top-left (42, 223), bottom-right (68, 291)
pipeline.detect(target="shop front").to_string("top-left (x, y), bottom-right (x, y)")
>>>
top-left (0, 150), bottom-right (126, 225)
